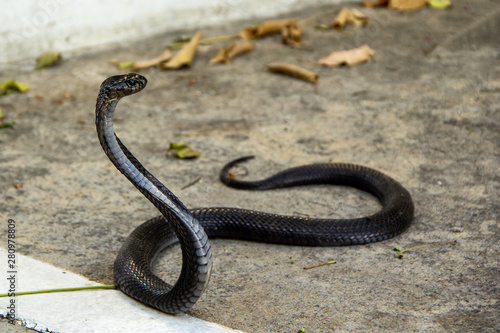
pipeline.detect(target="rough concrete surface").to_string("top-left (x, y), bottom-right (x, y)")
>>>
top-left (1, 1), bottom-right (499, 332)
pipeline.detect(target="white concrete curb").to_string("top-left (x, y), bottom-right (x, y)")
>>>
top-left (0, 249), bottom-right (242, 333)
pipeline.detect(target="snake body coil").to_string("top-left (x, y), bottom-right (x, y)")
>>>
top-left (96, 73), bottom-right (414, 314)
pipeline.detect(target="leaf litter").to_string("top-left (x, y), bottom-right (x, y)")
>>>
top-left (161, 31), bottom-right (203, 69)
top-left (318, 45), bottom-right (375, 67)
top-left (267, 63), bottom-right (319, 84)
top-left (364, 0), bottom-right (451, 10)
top-left (332, 8), bottom-right (370, 30)
top-left (210, 42), bottom-right (254, 64)
top-left (168, 142), bottom-right (201, 159)
top-left (35, 51), bottom-right (62, 69)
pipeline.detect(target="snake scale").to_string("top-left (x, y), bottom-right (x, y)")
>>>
top-left (95, 73), bottom-right (414, 314)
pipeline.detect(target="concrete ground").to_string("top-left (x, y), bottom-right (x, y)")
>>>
top-left (1, 0), bottom-right (499, 332)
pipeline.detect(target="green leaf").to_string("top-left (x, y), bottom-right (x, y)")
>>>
top-left (0, 120), bottom-right (15, 129)
top-left (35, 51), bottom-right (62, 69)
top-left (428, 0), bottom-right (452, 9)
top-left (118, 61), bottom-right (133, 69)
top-left (0, 80), bottom-right (30, 95)
top-left (168, 142), bottom-right (201, 159)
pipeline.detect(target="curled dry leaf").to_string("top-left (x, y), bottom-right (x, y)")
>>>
top-left (35, 51), bottom-right (62, 69)
top-left (281, 24), bottom-right (304, 47)
top-left (130, 48), bottom-right (172, 70)
top-left (390, 0), bottom-right (427, 10)
top-left (267, 63), bottom-right (319, 84)
top-left (161, 31), bottom-right (203, 70)
top-left (318, 45), bottom-right (375, 67)
top-left (333, 8), bottom-right (369, 30)
top-left (240, 19), bottom-right (299, 39)
top-left (210, 42), bottom-right (254, 64)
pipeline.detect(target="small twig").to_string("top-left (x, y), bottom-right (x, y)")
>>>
top-left (303, 260), bottom-right (336, 270)
top-left (394, 240), bottom-right (457, 259)
top-left (201, 34), bottom-right (240, 45)
top-left (181, 176), bottom-right (202, 190)
top-left (293, 211), bottom-right (310, 217)
top-left (0, 284), bottom-right (117, 298)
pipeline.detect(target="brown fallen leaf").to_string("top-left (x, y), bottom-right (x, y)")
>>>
top-left (318, 45), bottom-right (375, 66)
top-left (210, 42), bottom-right (254, 64)
top-left (267, 63), bottom-right (319, 84)
top-left (364, 0), bottom-right (389, 7)
top-left (281, 24), bottom-right (304, 47)
top-left (161, 31), bottom-right (203, 69)
top-left (240, 19), bottom-right (299, 39)
top-left (390, 0), bottom-right (427, 10)
top-left (130, 48), bottom-right (172, 71)
top-left (333, 8), bottom-right (369, 30)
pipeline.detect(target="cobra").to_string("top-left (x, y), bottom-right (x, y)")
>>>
top-left (95, 73), bottom-right (414, 314)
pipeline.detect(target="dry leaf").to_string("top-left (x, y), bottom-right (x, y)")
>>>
top-left (428, 0), bottom-right (451, 9)
top-left (364, 0), bottom-right (389, 7)
top-left (390, 0), bottom-right (427, 10)
top-left (318, 45), bottom-right (375, 66)
top-left (130, 48), bottom-right (172, 70)
top-left (240, 19), bottom-right (299, 39)
top-left (210, 42), bottom-right (254, 64)
top-left (0, 80), bottom-right (30, 95)
top-left (168, 142), bottom-right (201, 159)
top-left (281, 24), bottom-right (304, 46)
top-left (35, 51), bottom-right (62, 69)
top-left (333, 8), bottom-right (369, 30)
top-left (161, 31), bottom-right (203, 69)
top-left (267, 63), bottom-right (319, 84)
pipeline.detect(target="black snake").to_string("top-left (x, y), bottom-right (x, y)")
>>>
top-left (95, 73), bottom-right (414, 314)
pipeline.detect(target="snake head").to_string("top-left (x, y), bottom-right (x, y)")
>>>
top-left (99, 73), bottom-right (147, 99)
